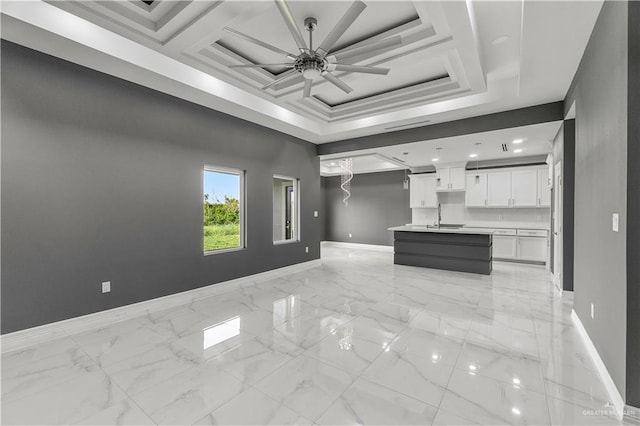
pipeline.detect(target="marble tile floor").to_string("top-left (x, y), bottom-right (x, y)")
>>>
top-left (1, 246), bottom-right (628, 425)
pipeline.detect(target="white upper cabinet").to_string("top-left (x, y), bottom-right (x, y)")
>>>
top-left (537, 168), bottom-right (551, 206)
top-left (468, 166), bottom-right (550, 209)
top-left (436, 166), bottom-right (465, 192)
top-left (487, 171), bottom-right (512, 207)
top-left (511, 169), bottom-right (538, 207)
top-left (409, 174), bottom-right (437, 208)
top-left (465, 172), bottom-right (487, 207)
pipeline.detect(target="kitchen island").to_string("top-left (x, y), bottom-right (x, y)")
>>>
top-left (388, 225), bottom-right (494, 275)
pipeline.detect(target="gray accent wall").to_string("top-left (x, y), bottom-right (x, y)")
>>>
top-left (565, 1), bottom-right (628, 398)
top-left (323, 171), bottom-right (410, 246)
top-left (626, 0), bottom-right (640, 408)
top-left (551, 120), bottom-right (575, 292)
top-left (1, 41), bottom-right (321, 334)
top-left (317, 102), bottom-right (564, 155)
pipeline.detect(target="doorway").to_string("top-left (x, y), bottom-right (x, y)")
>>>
top-left (553, 161), bottom-right (563, 291)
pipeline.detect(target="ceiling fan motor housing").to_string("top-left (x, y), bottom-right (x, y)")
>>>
top-left (295, 55), bottom-right (327, 79)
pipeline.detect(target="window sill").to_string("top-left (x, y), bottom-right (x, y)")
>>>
top-left (204, 246), bottom-right (245, 256)
top-left (273, 239), bottom-right (299, 246)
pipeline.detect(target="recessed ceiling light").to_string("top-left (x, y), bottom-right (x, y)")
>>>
top-left (469, 153), bottom-right (478, 158)
top-left (329, 162), bottom-right (337, 166)
top-left (432, 158), bottom-right (439, 162)
top-left (492, 35), bottom-right (510, 46)
top-left (512, 408), bottom-right (521, 416)
top-left (512, 138), bottom-right (524, 144)
top-left (514, 149), bottom-right (523, 153)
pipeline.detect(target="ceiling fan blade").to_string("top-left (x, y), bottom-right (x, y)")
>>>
top-left (322, 72), bottom-right (353, 94)
top-left (262, 69), bottom-right (300, 90)
top-left (274, 0), bottom-right (309, 54)
top-left (316, 0), bottom-right (366, 58)
top-left (274, 74), bottom-right (305, 91)
top-left (223, 27), bottom-right (295, 59)
top-left (330, 64), bottom-right (390, 75)
top-left (230, 63), bottom-right (295, 68)
top-left (303, 79), bottom-right (312, 98)
top-left (328, 35), bottom-right (402, 62)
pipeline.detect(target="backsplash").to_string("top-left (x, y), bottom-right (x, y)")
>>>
top-left (411, 192), bottom-right (551, 228)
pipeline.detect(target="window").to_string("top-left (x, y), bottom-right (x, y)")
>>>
top-left (273, 175), bottom-right (299, 243)
top-left (203, 167), bottom-right (244, 253)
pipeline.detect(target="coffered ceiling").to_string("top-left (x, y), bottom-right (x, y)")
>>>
top-left (1, 0), bottom-right (602, 144)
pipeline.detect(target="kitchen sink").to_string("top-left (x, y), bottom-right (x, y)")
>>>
top-left (427, 223), bottom-right (465, 229)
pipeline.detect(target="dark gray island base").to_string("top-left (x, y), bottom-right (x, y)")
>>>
top-left (389, 226), bottom-right (493, 275)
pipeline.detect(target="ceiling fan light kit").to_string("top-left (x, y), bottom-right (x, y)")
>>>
top-left (226, 0), bottom-right (400, 98)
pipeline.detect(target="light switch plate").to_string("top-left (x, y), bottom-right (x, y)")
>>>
top-left (612, 213), bottom-right (619, 232)
top-left (314, 211), bottom-right (318, 217)
top-left (102, 281), bottom-right (111, 293)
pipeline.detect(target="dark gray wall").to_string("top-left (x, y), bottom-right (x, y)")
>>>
top-left (551, 120), bottom-right (575, 292)
top-left (562, 120), bottom-right (576, 293)
top-left (626, 0), bottom-right (640, 409)
top-left (317, 102), bottom-right (564, 155)
top-left (1, 41), bottom-right (321, 334)
top-left (323, 171), bottom-right (410, 246)
top-left (565, 1), bottom-right (628, 398)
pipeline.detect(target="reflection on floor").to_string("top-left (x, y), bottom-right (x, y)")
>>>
top-left (1, 246), bottom-right (625, 425)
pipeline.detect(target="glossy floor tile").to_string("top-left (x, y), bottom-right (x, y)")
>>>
top-left (1, 246), bottom-right (623, 425)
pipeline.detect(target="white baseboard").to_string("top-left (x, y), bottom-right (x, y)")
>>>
top-left (0, 259), bottom-right (322, 354)
top-left (571, 310), bottom-right (625, 419)
top-left (321, 241), bottom-right (393, 253)
top-left (625, 405), bottom-right (640, 425)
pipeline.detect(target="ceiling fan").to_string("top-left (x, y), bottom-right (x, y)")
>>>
top-left (224, 0), bottom-right (402, 98)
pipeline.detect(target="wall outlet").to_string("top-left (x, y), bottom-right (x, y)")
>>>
top-left (612, 213), bottom-right (619, 232)
top-left (314, 211), bottom-right (318, 217)
top-left (305, 246), bottom-right (309, 253)
top-left (498, 215), bottom-right (504, 221)
top-left (348, 233), bottom-right (352, 238)
top-left (102, 281), bottom-right (111, 294)
top-left (591, 303), bottom-right (595, 319)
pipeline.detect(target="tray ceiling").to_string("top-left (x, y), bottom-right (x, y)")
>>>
top-left (1, 0), bottom-right (603, 144)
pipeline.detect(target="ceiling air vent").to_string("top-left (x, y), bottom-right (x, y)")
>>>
top-left (385, 120), bottom-right (430, 131)
top-left (502, 143), bottom-right (509, 152)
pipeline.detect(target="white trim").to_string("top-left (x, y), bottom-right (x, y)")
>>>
top-left (571, 310), bottom-right (625, 419)
top-left (0, 259), bottom-right (322, 354)
top-left (624, 405), bottom-right (640, 425)
top-left (321, 241), bottom-right (394, 253)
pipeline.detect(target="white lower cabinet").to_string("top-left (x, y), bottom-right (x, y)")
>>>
top-left (517, 237), bottom-right (547, 262)
top-left (493, 235), bottom-right (517, 258)
top-left (491, 229), bottom-right (548, 263)
top-left (516, 229), bottom-right (548, 262)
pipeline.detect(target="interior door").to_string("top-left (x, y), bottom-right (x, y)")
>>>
top-left (553, 162), bottom-right (563, 289)
top-left (285, 185), bottom-right (293, 240)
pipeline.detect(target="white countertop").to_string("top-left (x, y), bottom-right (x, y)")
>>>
top-left (407, 223), bottom-right (550, 231)
top-left (388, 225), bottom-right (494, 235)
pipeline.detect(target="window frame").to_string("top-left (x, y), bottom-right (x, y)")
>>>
top-left (203, 165), bottom-right (246, 255)
top-left (272, 174), bottom-right (300, 245)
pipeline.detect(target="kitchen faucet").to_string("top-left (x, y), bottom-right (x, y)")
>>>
top-left (436, 203), bottom-right (442, 228)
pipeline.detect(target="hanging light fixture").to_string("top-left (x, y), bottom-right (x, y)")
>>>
top-left (339, 158), bottom-right (353, 206)
top-left (402, 152), bottom-right (409, 189)
top-left (432, 147), bottom-right (442, 163)
top-left (473, 143), bottom-right (481, 183)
